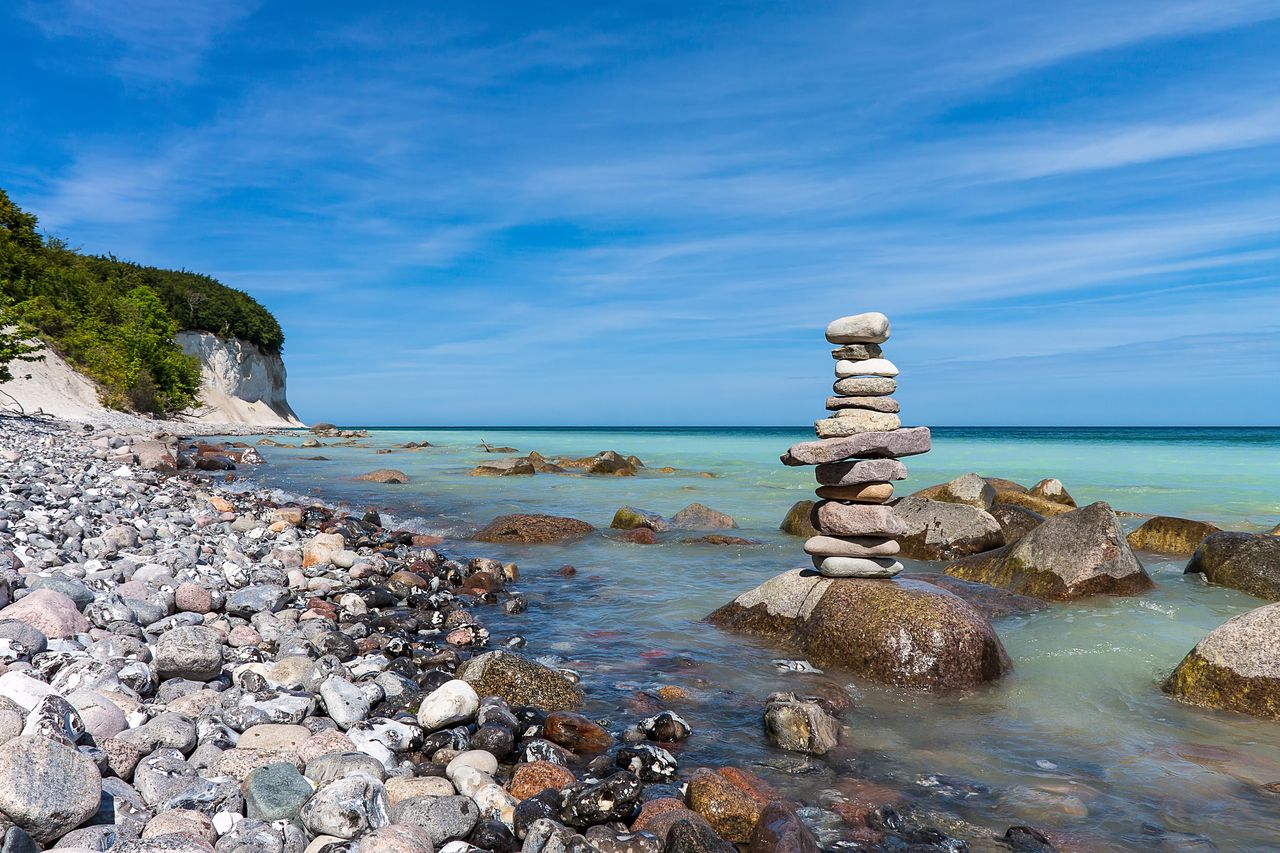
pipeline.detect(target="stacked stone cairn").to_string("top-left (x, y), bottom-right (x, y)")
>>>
top-left (781, 311), bottom-right (931, 578)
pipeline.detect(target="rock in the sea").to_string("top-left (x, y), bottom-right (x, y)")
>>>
top-left (811, 502), bottom-right (907, 537)
top-left (782, 428), bottom-right (931, 466)
top-left (832, 376), bottom-right (897, 397)
top-left (779, 501), bottom-right (818, 537)
top-left (762, 693), bottom-right (840, 755)
top-left (671, 503), bottom-right (737, 530)
top-left (893, 497), bottom-right (1004, 561)
top-left (992, 488), bottom-right (1075, 518)
top-left (945, 501), bottom-right (1152, 600)
top-left (915, 472), bottom-right (996, 509)
top-left (354, 469), bottom-right (411, 483)
top-left (826, 312), bottom-right (889, 344)
top-left (470, 458), bottom-right (536, 476)
top-left (912, 573), bottom-right (1049, 619)
top-left (814, 458), bottom-right (908, 486)
top-left (1183, 532), bottom-right (1280, 600)
top-left (1128, 516), bottom-right (1221, 555)
top-left (1029, 478), bottom-right (1075, 507)
top-left (610, 507), bottom-right (671, 532)
top-left (473, 514), bottom-right (595, 544)
top-left (458, 650), bottom-right (584, 710)
top-left (0, 735), bottom-right (102, 843)
top-left (1164, 601), bottom-right (1280, 719)
top-left (748, 801), bottom-right (819, 853)
top-left (708, 571), bottom-right (1010, 690)
top-left (834, 358), bottom-right (898, 378)
top-left (825, 395), bottom-right (900, 413)
top-left (814, 412), bottom-right (901, 438)
top-left (989, 504), bottom-right (1044, 547)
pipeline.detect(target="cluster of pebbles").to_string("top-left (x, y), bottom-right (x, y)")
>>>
top-left (784, 312), bottom-right (932, 579)
top-left (0, 417), bottom-right (823, 853)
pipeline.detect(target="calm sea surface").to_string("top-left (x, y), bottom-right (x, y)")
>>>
top-left (222, 426), bottom-right (1280, 850)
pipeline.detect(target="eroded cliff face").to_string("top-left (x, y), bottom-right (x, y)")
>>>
top-left (176, 331), bottom-right (303, 427)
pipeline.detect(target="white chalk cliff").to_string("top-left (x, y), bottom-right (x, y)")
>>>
top-left (177, 331), bottom-right (302, 427)
top-left (2, 332), bottom-right (302, 427)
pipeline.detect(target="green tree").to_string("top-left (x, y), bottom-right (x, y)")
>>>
top-left (0, 294), bottom-right (42, 384)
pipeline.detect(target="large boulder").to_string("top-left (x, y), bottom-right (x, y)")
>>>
top-left (1028, 478), bottom-right (1075, 507)
top-left (473, 514), bottom-right (594, 544)
top-left (779, 501), bottom-right (818, 537)
top-left (1164, 602), bottom-right (1280, 719)
top-left (707, 570), bottom-right (1010, 690)
top-left (671, 503), bottom-right (737, 530)
top-left (912, 473), bottom-right (995, 509)
top-left (911, 573), bottom-right (1049, 619)
top-left (990, 489), bottom-right (1074, 518)
top-left (457, 650), bottom-right (584, 710)
top-left (892, 497), bottom-right (1003, 561)
top-left (988, 504), bottom-right (1044, 546)
top-left (1184, 532), bottom-right (1280, 600)
top-left (1127, 516), bottom-right (1220, 555)
top-left (944, 502), bottom-right (1152, 600)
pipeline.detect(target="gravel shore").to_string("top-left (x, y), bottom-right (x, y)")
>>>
top-left (0, 414), bottom-right (826, 853)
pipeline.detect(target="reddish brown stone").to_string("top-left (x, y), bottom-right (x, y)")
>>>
top-left (748, 801), bottom-right (819, 853)
top-left (543, 711), bottom-right (614, 753)
top-left (689, 770), bottom-right (766, 842)
top-left (411, 534), bottom-right (444, 547)
top-left (617, 528), bottom-right (658, 545)
top-left (508, 760), bottom-right (576, 800)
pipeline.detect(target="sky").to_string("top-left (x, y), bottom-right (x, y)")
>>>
top-left (2, 0), bottom-right (1279, 426)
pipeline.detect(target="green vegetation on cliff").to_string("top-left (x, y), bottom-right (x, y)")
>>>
top-left (0, 188), bottom-right (283, 415)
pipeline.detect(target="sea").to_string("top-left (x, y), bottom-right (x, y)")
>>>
top-left (220, 425), bottom-right (1280, 850)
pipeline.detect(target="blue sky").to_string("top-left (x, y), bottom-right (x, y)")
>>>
top-left (2, 0), bottom-right (1279, 426)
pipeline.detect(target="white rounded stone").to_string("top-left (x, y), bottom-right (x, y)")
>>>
top-left (811, 556), bottom-right (904, 577)
top-left (417, 679), bottom-right (479, 731)
top-left (835, 358), bottom-right (898, 378)
top-left (825, 312), bottom-right (889, 344)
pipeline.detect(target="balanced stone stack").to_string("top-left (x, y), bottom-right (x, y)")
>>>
top-left (781, 311), bottom-right (931, 578)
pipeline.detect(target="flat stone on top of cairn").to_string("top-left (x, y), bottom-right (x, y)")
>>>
top-left (784, 311), bottom-right (932, 578)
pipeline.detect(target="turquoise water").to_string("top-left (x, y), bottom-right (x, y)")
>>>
top-left (224, 426), bottom-right (1280, 850)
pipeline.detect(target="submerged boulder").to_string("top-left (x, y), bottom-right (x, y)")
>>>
top-left (473, 514), bottom-right (594, 544)
top-left (610, 507), bottom-right (671, 532)
top-left (1127, 516), bottom-right (1220, 555)
top-left (1164, 601), bottom-right (1280, 719)
top-left (779, 501), bottom-right (818, 537)
top-left (354, 469), bottom-right (411, 484)
top-left (707, 570), bottom-right (1010, 690)
top-left (1184, 532), bottom-right (1280, 600)
top-left (470, 458), bottom-right (535, 476)
top-left (893, 497), bottom-right (1004, 561)
top-left (944, 502), bottom-right (1152, 600)
top-left (671, 503), bottom-right (738, 530)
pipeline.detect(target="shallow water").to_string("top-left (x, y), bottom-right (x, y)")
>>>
top-left (223, 426), bottom-right (1280, 849)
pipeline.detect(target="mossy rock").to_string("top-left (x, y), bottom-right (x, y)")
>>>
top-left (1184, 532), bottom-right (1280, 600)
top-left (1127, 516), bottom-right (1220, 555)
top-left (991, 490), bottom-right (1075, 518)
top-left (1164, 602), bottom-right (1280, 719)
top-left (609, 506), bottom-right (671, 531)
top-left (945, 501), bottom-right (1152, 600)
top-left (779, 500), bottom-right (818, 537)
top-left (473, 513), bottom-right (594, 544)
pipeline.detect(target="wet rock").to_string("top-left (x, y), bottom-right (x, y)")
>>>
top-left (473, 514), bottom-right (595, 544)
top-left (779, 501), bottom-right (818, 538)
top-left (662, 817), bottom-right (736, 853)
top-left (1164, 600), bottom-right (1280, 719)
top-left (688, 769), bottom-right (766, 842)
top-left (471, 458), bottom-right (536, 477)
top-left (0, 734), bottom-right (102, 843)
top-left (458, 651), bottom-right (583, 711)
top-left (909, 573), bottom-right (1048, 618)
top-left (762, 693), bottom-right (840, 755)
top-left (670, 503), bottom-right (737, 530)
top-left (585, 825), bottom-right (661, 853)
top-left (614, 744), bottom-right (677, 782)
top-left (560, 772), bottom-right (642, 827)
top-left (509, 761), bottom-right (576, 800)
top-left (1183, 532), bottom-right (1280, 600)
top-left (892, 497), bottom-right (1003, 561)
top-left (709, 571), bottom-right (1010, 690)
top-left (1127, 516), bottom-right (1220, 555)
top-left (355, 469), bottom-right (411, 484)
top-left (610, 508), bottom-right (671, 532)
top-left (637, 711), bottom-right (690, 743)
top-left (747, 801), bottom-right (819, 853)
top-left (945, 502), bottom-right (1152, 600)
top-left (989, 504), bottom-right (1044, 546)
top-left (543, 711), bottom-right (613, 753)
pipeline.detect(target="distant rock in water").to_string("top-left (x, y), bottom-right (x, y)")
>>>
top-left (912, 472), bottom-right (995, 509)
top-left (707, 569), bottom-right (1010, 690)
top-left (473, 513), bottom-right (595, 544)
top-left (470, 457), bottom-right (536, 476)
top-left (1164, 601), bottom-right (1280, 719)
top-left (610, 506), bottom-right (671, 532)
top-left (671, 503), bottom-right (737, 530)
top-left (944, 501), bottom-right (1152, 600)
top-left (1127, 516), bottom-right (1220, 555)
top-left (1184, 532), bottom-right (1280, 600)
top-left (1028, 477), bottom-right (1075, 507)
top-left (779, 501), bottom-right (818, 537)
top-left (354, 469), bottom-right (411, 484)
